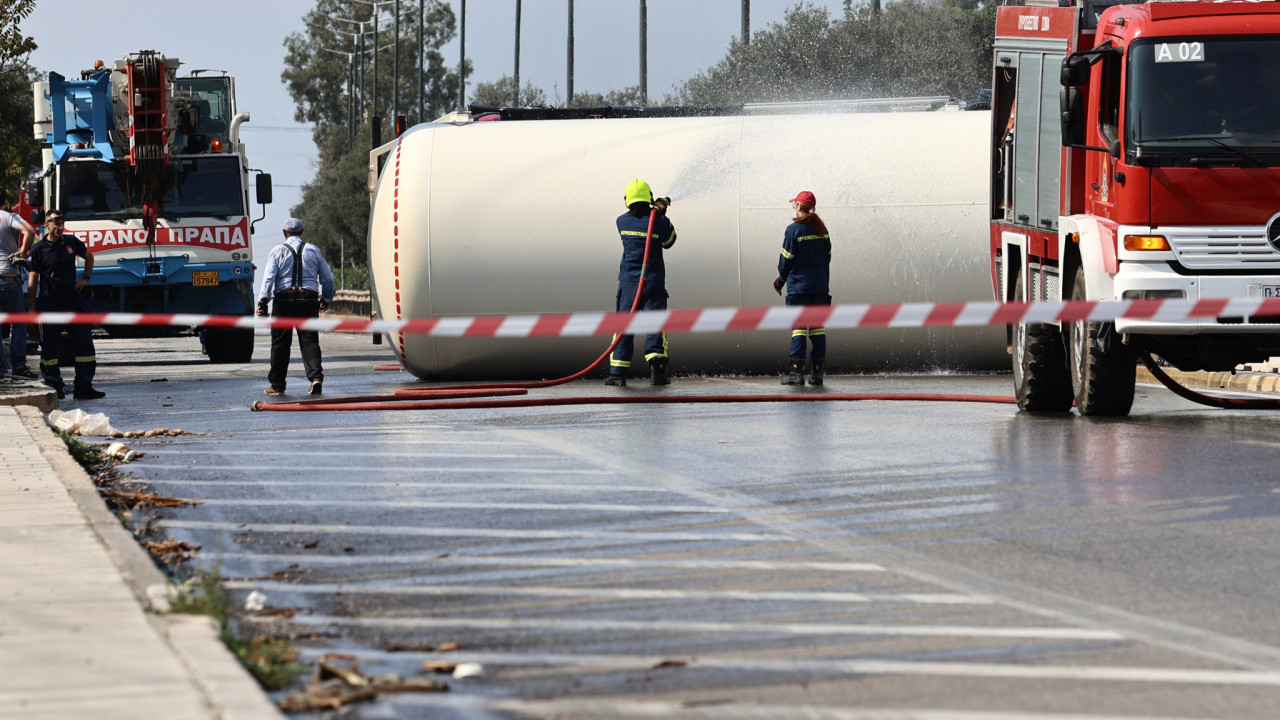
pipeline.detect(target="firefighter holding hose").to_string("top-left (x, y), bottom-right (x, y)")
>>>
top-left (774, 190), bottom-right (832, 385)
top-left (607, 179), bottom-right (676, 387)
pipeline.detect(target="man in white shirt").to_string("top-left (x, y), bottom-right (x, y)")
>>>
top-left (257, 217), bottom-right (335, 396)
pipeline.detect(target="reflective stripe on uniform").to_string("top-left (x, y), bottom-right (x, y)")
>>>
top-left (797, 234), bottom-right (830, 242)
top-left (808, 328), bottom-right (826, 337)
top-left (792, 329), bottom-right (809, 338)
top-left (779, 248), bottom-right (795, 259)
top-left (75, 355), bottom-right (96, 363)
top-left (610, 358), bottom-right (631, 368)
top-left (644, 334), bottom-right (669, 362)
top-left (40, 358), bottom-right (57, 367)
top-left (620, 231), bottom-right (649, 237)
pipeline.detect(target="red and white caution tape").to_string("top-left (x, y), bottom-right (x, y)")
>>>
top-left (4, 297), bottom-right (1279, 336)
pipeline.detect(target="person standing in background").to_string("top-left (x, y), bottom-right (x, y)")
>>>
top-left (258, 217), bottom-right (335, 396)
top-left (774, 190), bottom-right (832, 386)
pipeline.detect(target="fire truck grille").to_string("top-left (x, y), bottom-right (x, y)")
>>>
top-left (1164, 228), bottom-right (1280, 271)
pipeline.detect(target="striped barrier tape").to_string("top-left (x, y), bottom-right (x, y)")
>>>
top-left (4, 296), bottom-right (1280, 336)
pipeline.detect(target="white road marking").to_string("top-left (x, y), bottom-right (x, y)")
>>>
top-left (196, 498), bottom-right (727, 513)
top-left (224, 580), bottom-right (989, 605)
top-left (138, 463), bottom-right (589, 473)
top-left (296, 647), bottom-right (1280, 691)
top-left (141, 478), bottom-right (664, 491)
top-left (483, 697), bottom-right (1261, 719)
top-left (160, 520), bottom-right (795, 543)
top-left (278, 615), bottom-right (1122, 641)
top-left (221, 552), bottom-right (886, 572)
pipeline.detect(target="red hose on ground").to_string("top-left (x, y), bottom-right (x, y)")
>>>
top-left (254, 392), bottom-right (1017, 412)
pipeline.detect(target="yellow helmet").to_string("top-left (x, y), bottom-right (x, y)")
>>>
top-left (624, 179), bottom-right (653, 207)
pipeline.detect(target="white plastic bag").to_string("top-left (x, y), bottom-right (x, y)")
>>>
top-left (47, 409), bottom-right (119, 436)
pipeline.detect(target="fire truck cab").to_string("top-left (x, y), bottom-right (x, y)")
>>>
top-left (991, 0), bottom-right (1280, 415)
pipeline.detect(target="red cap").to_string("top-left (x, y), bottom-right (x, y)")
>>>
top-left (789, 191), bottom-right (816, 207)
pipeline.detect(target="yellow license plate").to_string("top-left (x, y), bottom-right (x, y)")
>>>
top-left (192, 271), bottom-right (220, 287)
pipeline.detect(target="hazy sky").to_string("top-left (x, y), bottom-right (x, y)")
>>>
top-left (21, 0), bottom-right (847, 263)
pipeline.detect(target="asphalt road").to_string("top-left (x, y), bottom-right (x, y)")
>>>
top-left (78, 330), bottom-right (1280, 719)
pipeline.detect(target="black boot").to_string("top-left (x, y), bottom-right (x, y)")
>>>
top-left (650, 358), bottom-right (670, 386)
top-left (604, 374), bottom-right (626, 386)
top-left (809, 359), bottom-right (825, 386)
top-left (781, 358), bottom-right (804, 385)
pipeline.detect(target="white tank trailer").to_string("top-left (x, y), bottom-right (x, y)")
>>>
top-left (368, 106), bottom-right (1004, 380)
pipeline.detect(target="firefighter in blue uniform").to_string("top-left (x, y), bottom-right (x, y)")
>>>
top-left (774, 190), bottom-right (832, 385)
top-left (607, 179), bottom-right (676, 386)
top-left (27, 209), bottom-right (104, 400)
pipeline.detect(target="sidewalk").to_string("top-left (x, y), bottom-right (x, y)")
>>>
top-left (0, 402), bottom-right (283, 720)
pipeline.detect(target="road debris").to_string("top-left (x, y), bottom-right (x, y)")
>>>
top-left (143, 539), bottom-right (201, 564)
top-left (100, 489), bottom-right (200, 509)
top-left (47, 409), bottom-right (118, 436)
top-left (245, 590), bottom-right (268, 612)
top-left (279, 661), bottom-right (448, 712)
top-left (452, 662), bottom-right (484, 679)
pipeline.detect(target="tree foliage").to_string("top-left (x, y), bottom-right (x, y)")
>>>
top-left (471, 75), bottom-right (547, 108)
top-left (0, 61), bottom-right (41, 198)
top-left (0, 0), bottom-right (36, 73)
top-left (281, 0), bottom-right (465, 280)
top-left (565, 86), bottom-right (646, 108)
top-left (675, 0), bottom-right (995, 105)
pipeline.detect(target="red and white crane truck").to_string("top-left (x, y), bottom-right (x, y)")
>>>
top-left (991, 0), bottom-right (1280, 416)
top-left (27, 51), bottom-right (272, 363)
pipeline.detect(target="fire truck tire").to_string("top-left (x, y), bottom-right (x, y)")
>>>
top-left (1068, 268), bottom-right (1136, 416)
top-left (204, 327), bottom-right (254, 364)
top-left (1012, 273), bottom-right (1073, 412)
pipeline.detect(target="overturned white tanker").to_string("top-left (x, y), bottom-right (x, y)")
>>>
top-left (367, 100), bottom-right (1004, 380)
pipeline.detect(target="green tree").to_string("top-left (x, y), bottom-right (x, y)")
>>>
top-left (282, 0), bottom-right (466, 285)
top-left (677, 0), bottom-right (995, 106)
top-left (0, 62), bottom-right (41, 197)
top-left (0, 0), bottom-right (36, 72)
top-left (470, 75), bottom-right (547, 108)
top-left (564, 86), bottom-right (646, 108)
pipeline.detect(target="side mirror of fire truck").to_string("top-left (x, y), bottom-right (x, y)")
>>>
top-left (1060, 88), bottom-right (1086, 147)
top-left (24, 180), bottom-right (43, 208)
top-left (1061, 55), bottom-right (1091, 88)
top-left (256, 173), bottom-right (273, 205)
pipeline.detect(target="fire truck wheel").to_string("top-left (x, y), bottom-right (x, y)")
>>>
top-left (1012, 273), bottom-right (1073, 412)
top-left (1068, 268), bottom-right (1136, 416)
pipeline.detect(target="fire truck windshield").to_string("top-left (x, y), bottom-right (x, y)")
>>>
top-left (59, 157), bottom-right (245, 220)
top-left (1128, 37), bottom-right (1280, 163)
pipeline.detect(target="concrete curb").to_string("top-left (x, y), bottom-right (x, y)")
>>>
top-left (17, 406), bottom-right (285, 720)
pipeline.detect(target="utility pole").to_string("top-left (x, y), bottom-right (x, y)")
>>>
top-left (373, 12), bottom-right (379, 120)
top-left (742, 0), bottom-right (750, 45)
top-left (514, 0), bottom-right (522, 105)
top-left (459, 0), bottom-right (467, 111)
top-left (418, 0), bottom-right (424, 122)
top-left (639, 0), bottom-right (647, 105)
top-left (393, 0), bottom-right (400, 120)
top-left (567, 0), bottom-right (574, 105)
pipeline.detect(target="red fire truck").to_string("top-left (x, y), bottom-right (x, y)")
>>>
top-left (991, 0), bottom-right (1280, 416)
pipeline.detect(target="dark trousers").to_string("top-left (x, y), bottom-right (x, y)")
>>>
top-left (610, 281), bottom-right (668, 376)
top-left (268, 294), bottom-right (322, 390)
top-left (786, 292), bottom-right (831, 360)
top-left (37, 298), bottom-right (96, 392)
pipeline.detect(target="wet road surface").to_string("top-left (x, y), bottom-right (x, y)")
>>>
top-left (81, 331), bottom-right (1280, 719)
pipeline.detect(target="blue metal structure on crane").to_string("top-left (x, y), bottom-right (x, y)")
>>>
top-left (46, 70), bottom-right (115, 164)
